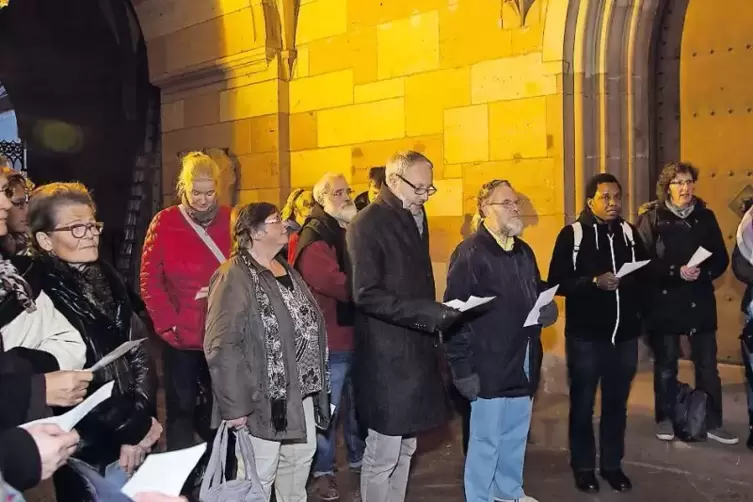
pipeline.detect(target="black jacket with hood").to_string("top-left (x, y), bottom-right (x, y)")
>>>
top-left (548, 208), bottom-right (649, 343)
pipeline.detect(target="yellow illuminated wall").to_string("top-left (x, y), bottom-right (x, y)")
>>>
top-left (135, 0), bottom-right (567, 355)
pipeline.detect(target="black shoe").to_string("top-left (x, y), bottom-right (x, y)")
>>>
top-left (573, 471), bottom-right (600, 493)
top-left (600, 469), bottom-right (633, 492)
top-left (747, 429), bottom-right (753, 451)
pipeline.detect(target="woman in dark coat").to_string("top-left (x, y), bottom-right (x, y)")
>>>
top-left (28, 182), bottom-right (162, 497)
top-left (636, 161), bottom-right (734, 444)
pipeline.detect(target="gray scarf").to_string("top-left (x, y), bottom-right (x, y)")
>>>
top-left (665, 199), bottom-right (696, 219)
top-left (180, 195), bottom-right (219, 229)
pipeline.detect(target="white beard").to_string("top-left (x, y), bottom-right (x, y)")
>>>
top-left (334, 203), bottom-right (358, 224)
top-left (505, 217), bottom-right (524, 237)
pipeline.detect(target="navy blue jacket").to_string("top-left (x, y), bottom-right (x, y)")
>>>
top-left (443, 225), bottom-right (544, 399)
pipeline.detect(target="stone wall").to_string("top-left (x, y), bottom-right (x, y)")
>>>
top-left (133, 0), bottom-right (568, 362)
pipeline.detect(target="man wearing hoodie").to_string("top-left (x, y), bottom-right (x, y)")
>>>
top-left (548, 173), bottom-right (649, 494)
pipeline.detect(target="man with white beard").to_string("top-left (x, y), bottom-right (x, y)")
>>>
top-left (444, 180), bottom-right (557, 502)
top-left (290, 172), bottom-right (364, 501)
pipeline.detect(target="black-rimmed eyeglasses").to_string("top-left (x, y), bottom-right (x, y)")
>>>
top-left (47, 222), bottom-right (104, 239)
top-left (397, 175), bottom-right (437, 196)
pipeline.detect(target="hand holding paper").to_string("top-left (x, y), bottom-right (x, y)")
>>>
top-left (615, 260), bottom-right (650, 279)
top-left (121, 444), bottom-right (207, 498)
top-left (524, 286), bottom-right (559, 327)
top-left (442, 296), bottom-right (495, 313)
top-left (23, 381), bottom-right (115, 432)
top-left (686, 246), bottom-right (712, 268)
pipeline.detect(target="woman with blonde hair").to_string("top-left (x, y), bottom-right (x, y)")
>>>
top-left (140, 151), bottom-right (232, 450)
top-left (281, 188), bottom-right (314, 262)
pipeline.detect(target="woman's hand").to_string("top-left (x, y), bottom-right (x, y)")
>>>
top-left (680, 265), bottom-right (701, 281)
top-left (45, 370), bottom-right (94, 407)
top-left (119, 444), bottom-right (147, 475)
top-left (227, 416), bottom-right (247, 430)
top-left (137, 418), bottom-right (164, 453)
top-left (26, 424), bottom-right (80, 480)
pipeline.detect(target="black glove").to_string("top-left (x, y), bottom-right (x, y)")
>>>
top-left (454, 374), bottom-right (480, 401)
top-left (436, 304), bottom-right (462, 332)
top-left (538, 301), bottom-right (559, 328)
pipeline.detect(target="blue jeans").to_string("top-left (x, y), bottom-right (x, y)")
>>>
top-left (312, 351), bottom-right (365, 477)
top-left (465, 343), bottom-right (532, 502)
top-left (743, 339), bottom-right (753, 424)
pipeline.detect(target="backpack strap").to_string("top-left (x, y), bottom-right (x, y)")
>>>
top-left (571, 222), bottom-right (583, 269)
top-left (620, 221), bottom-right (637, 262)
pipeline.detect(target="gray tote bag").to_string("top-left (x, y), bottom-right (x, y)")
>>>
top-left (199, 421), bottom-right (266, 502)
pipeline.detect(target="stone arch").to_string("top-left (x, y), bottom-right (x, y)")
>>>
top-left (543, 0), bottom-right (663, 221)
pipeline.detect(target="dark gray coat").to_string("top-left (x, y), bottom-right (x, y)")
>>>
top-left (346, 187), bottom-right (452, 436)
top-left (204, 253), bottom-right (330, 441)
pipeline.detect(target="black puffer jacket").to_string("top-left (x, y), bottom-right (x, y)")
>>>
top-left (38, 256), bottom-right (156, 473)
top-left (636, 199), bottom-right (729, 335)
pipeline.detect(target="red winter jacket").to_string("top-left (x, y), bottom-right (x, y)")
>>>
top-left (139, 206), bottom-right (232, 350)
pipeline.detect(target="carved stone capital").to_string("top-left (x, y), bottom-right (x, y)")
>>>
top-left (502, 0), bottom-right (535, 29)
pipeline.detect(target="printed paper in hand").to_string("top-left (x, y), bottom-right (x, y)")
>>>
top-left (22, 381), bottom-right (115, 432)
top-left (524, 285), bottom-right (559, 327)
top-left (442, 296), bottom-right (495, 313)
top-left (686, 246), bottom-right (712, 268)
top-left (615, 260), bottom-right (651, 279)
top-left (121, 443), bottom-right (207, 498)
top-left (194, 286), bottom-right (209, 300)
top-left (88, 339), bottom-right (147, 371)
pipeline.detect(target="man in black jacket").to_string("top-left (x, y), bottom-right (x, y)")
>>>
top-left (548, 173), bottom-right (649, 494)
top-left (346, 151), bottom-right (460, 502)
top-left (445, 180), bottom-right (557, 502)
top-left (636, 162), bottom-right (734, 445)
top-left (354, 166), bottom-right (385, 211)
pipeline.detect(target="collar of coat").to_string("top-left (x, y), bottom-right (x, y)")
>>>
top-left (374, 186), bottom-right (429, 234)
top-left (291, 203), bottom-right (345, 266)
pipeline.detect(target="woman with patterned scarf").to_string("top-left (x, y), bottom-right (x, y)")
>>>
top-left (140, 151), bottom-right (231, 452)
top-left (204, 202), bottom-right (330, 502)
top-left (732, 199), bottom-right (753, 451)
top-left (27, 182), bottom-right (162, 499)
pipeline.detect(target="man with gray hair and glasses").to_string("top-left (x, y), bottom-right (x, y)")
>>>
top-left (346, 151), bottom-right (462, 502)
top-left (290, 173), bottom-right (364, 501)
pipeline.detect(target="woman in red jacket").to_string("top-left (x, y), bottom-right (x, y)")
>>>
top-left (139, 151), bottom-right (231, 451)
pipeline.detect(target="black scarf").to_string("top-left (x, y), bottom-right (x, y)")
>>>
top-left (0, 253), bottom-right (35, 313)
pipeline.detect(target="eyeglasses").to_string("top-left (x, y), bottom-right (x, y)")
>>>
top-left (487, 200), bottom-right (522, 211)
top-left (330, 188), bottom-right (354, 198)
top-left (263, 216), bottom-right (283, 226)
top-left (670, 179), bottom-right (695, 187)
top-left (48, 222), bottom-right (104, 239)
top-left (397, 175), bottom-right (437, 196)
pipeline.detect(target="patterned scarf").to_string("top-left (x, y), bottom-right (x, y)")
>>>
top-left (180, 195), bottom-right (218, 229)
top-left (240, 251), bottom-right (288, 432)
top-left (0, 254), bottom-right (35, 313)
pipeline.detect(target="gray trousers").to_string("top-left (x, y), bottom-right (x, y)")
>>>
top-left (360, 428), bottom-right (417, 502)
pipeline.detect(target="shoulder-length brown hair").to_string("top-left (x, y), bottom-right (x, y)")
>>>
top-left (656, 161), bottom-right (699, 203)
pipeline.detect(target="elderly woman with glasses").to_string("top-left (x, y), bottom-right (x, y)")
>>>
top-left (204, 202), bottom-right (330, 502)
top-left (28, 182), bottom-right (161, 498)
top-left (0, 165), bottom-right (34, 256)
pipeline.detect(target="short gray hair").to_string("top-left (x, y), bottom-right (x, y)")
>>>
top-left (385, 151), bottom-right (432, 181)
top-left (313, 172), bottom-right (347, 205)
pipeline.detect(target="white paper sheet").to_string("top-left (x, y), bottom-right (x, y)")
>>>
top-left (442, 295), bottom-right (495, 313)
top-left (524, 285), bottom-right (559, 327)
top-left (686, 246), bottom-right (712, 268)
top-left (22, 381), bottom-right (115, 432)
top-left (88, 339), bottom-right (147, 371)
top-left (121, 443), bottom-right (207, 498)
top-left (615, 260), bottom-right (651, 279)
top-left (194, 286), bottom-right (209, 300)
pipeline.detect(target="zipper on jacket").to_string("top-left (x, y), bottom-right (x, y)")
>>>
top-left (608, 233), bottom-right (620, 345)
